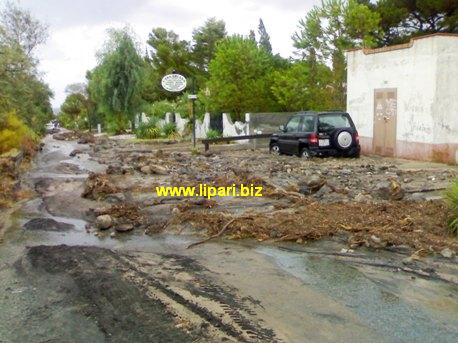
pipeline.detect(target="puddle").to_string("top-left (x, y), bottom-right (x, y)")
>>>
top-left (256, 246), bottom-right (458, 342)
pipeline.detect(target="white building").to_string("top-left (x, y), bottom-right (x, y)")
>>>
top-left (346, 33), bottom-right (458, 164)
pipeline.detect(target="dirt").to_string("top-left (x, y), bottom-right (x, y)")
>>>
top-left (80, 136), bottom-right (458, 255)
top-left (1, 133), bottom-right (457, 342)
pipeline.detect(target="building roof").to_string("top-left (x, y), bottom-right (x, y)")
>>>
top-left (346, 33), bottom-right (458, 56)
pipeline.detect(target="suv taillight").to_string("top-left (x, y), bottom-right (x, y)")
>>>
top-left (354, 132), bottom-right (359, 143)
top-left (309, 133), bottom-right (318, 144)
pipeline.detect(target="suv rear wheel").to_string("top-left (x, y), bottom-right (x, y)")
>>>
top-left (300, 148), bottom-right (311, 159)
top-left (270, 144), bottom-right (281, 155)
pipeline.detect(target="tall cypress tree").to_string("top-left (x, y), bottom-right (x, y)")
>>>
top-left (258, 19), bottom-right (272, 54)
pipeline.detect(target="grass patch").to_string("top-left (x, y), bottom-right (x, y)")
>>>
top-left (445, 178), bottom-right (458, 235)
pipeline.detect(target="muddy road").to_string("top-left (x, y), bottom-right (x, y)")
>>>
top-left (0, 133), bottom-right (458, 342)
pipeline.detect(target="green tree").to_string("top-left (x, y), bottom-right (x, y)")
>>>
top-left (59, 93), bottom-right (89, 130)
top-left (0, 1), bottom-right (48, 56)
top-left (88, 28), bottom-right (144, 133)
top-left (271, 62), bottom-right (335, 111)
top-left (248, 30), bottom-right (256, 42)
top-left (375, 0), bottom-right (458, 45)
top-left (0, 2), bottom-right (53, 135)
top-left (191, 18), bottom-right (226, 76)
top-left (258, 18), bottom-right (272, 53)
top-left (293, 0), bottom-right (381, 108)
top-left (147, 28), bottom-right (192, 77)
top-left (203, 36), bottom-right (278, 119)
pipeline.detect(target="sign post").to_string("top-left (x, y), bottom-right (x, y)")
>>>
top-left (161, 72), bottom-right (197, 148)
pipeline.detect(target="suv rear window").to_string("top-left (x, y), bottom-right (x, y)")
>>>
top-left (318, 114), bottom-right (351, 132)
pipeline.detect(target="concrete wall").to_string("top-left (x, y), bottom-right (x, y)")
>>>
top-left (347, 34), bottom-right (458, 163)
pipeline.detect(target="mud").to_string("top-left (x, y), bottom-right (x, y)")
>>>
top-left (79, 136), bottom-right (458, 254)
top-left (0, 133), bottom-right (457, 343)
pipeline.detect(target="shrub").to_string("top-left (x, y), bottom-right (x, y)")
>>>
top-left (142, 101), bottom-right (175, 118)
top-left (206, 129), bottom-right (221, 139)
top-left (445, 178), bottom-right (458, 235)
top-left (0, 112), bottom-right (37, 155)
top-left (161, 122), bottom-right (177, 137)
top-left (136, 120), bottom-right (161, 139)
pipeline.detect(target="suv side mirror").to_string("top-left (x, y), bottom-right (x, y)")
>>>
top-left (279, 125), bottom-right (285, 132)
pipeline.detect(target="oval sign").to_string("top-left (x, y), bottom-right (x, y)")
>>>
top-left (161, 74), bottom-right (187, 92)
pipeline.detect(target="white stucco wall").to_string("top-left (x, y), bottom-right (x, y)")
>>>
top-left (346, 34), bottom-right (458, 162)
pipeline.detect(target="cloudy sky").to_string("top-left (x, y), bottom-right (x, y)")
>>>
top-left (6, 0), bottom-right (318, 108)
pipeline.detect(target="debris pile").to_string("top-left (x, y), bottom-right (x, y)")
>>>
top-left (82, 172), bottom-right (119, 200)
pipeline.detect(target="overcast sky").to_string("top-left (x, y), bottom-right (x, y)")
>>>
top-left (6, 0), bottom-right (318, 108)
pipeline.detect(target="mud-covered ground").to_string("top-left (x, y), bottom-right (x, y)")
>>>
top-left (72, 133), bottom-right (458, 254)
top-left (0, 131), bottom-right (457, 342)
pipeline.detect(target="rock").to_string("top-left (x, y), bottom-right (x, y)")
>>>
top-left (296, 238), bottom-right (303, 244)
top-left (370, 235), bottom-right (381, 244)
top-left (150, 165), bottom-right (168, 175)
top-left (140, 165), bottom-right (151, 174)
top-left (110, 232), bottom-right (116, 238)
top-left (95, 214), bottom-right (113, 230)
top-left (440, 248), bottom-right (455, 258)
top-left (355, 193), bottom-right (373, 203)
top-left (171, 207), bottom-right (180, 215)
top-left (374, 179), bottom-right (404, 200)
top-left (106, 165), bottom-right (122, 174)
top-left (115, 223), bottom-right (134, 233)
top-left (69, 149), bottom-right (83, 157)
top-left (269, 229), bottom-right (280, 239)
top-left (299, 174), bottom-right (326, 194)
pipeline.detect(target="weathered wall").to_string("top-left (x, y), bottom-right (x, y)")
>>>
top-left (347, 34), bottom-right (458, 163)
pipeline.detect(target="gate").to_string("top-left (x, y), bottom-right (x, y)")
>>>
top-left (373, 88), bottom-right (397, 157)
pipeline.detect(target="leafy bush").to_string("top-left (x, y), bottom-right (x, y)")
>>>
top-left (0, 112), bottom-right (37, 155)
top-left (206, 129), bottom-right (222, 139)
top-left (136, 120), bottom-right (161, 139)
top-left (105, 115), bottom-right (129, 134)
top-left (445, 179), bottom-right (458, 235)
top-left (142, 101), bottom-right (176, 118)
top-left (161, 122), bottom-right (177, 137)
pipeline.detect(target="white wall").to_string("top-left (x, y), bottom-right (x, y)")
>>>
top-left (347, 36), bottom-right (450, 144)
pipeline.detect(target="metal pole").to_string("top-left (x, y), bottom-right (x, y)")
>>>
top-left (192, 78), bottom-right (196, 148)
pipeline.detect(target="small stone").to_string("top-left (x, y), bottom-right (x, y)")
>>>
top-left (95, 214), bottom-right (113, 230)
top-left (150, 165), bottom-right (168, 175)
top-left (140, 165), bottom-right (151, 174)
top-left (115, 224), bottom-right (134, 233)
top-left (69, 149), bottom-right (82, 157)
top-left (370, 235), bottom-right (381, 244)
top-left (110, 232), bottom-right (116, 238)
top-left (172, 207), bottom-right (180, 214)
top-left (269, 230), bottom-right (280, 239)
top-left (440, 248), bottom-right (454, 259)
top-left (296, 238), bottom-right (303, 244)
top-left (355, 193), bottom-right (372, 203)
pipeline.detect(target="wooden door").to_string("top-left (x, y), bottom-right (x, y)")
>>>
top-left (373, 89), bottom-right (397, 156)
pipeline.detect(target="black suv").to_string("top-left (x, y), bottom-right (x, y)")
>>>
top-left (269, 111), bottom-right (360, 158)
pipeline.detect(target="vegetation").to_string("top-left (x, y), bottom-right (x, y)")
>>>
top-left (71, 1), bottom-right (457, 135)
top-left (0, 2), bottom-right (52, 152)
top-left (0, 112), bottom-right (37, 155)
top-left (161, 122), bottom-right (177, 137)
top-left (135, 120), bottom-right (161, 139)
top-left (87, 28), bottom-right (145, 134)
top-left (445, 179), bottom-right (458, 236)
top-left (206, 129), bottom-right (221, 139)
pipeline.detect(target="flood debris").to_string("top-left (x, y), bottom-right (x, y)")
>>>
top-left (82, 136), bottom-right (457, 254)
top-left (82, 172), bottom-right (119, 200)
